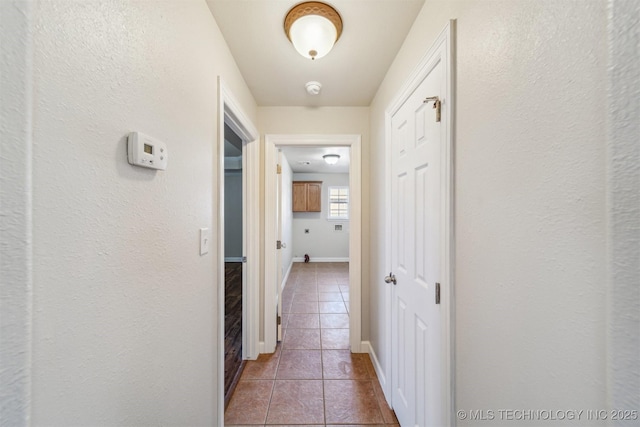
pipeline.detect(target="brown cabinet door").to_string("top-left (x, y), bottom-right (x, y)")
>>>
top-left (292, 181), bottom-right (322, 212)
top-left (306, 182), bottom-right (322, 212)
top-left (292, 182), bottom-right (308, 212)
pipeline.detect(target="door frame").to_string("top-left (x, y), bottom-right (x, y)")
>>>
top-left (264, 134), bottom-right (363, 354)
top-left (216, 78), bottom-right (260, 424)
top-left (384, 20), bottom-right (455, 425)
top-left (275, 150), bottom-right (284, 342)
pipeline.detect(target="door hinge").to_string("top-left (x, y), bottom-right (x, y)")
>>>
top-left (435, 282), bottom-right (441, 304)
top-left (242, 256), bottom-right (247, 263)
top-left (277, 315), bottom-right (282, 325)
top-left (276, 164), bottom-right (282, 174)
top-left (276, 240), bottom-right (282, 249)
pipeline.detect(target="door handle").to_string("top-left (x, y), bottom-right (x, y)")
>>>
top-left (384, 273), bottom-right (397, 285)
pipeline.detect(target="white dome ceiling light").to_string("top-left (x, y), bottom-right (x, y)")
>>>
top-left (323, 154), bottom-right (340, 165)
top-left (284, 2), bottom-right (343, 61)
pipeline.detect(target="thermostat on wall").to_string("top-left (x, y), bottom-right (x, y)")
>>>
top-left (127, 131), bottom-right (168, 170)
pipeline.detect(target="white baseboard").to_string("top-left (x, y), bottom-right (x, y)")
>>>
top-left (362, 340), bottom-right (392, 406)
top-left (281, 260), bottom-right (293, 290)
top-left (292, 257), bottom-right (349, 263)
top-left (224, 257), bottom-right (243, 262)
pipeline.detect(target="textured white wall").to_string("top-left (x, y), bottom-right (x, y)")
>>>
top-left (607, 0), bottom-right (640, 418)
top-left (0, 1), bottom-right (33, 425)
top-left (10, 0), bottom-right (257, 425)
top-left (291, 173), bottom-right (350, 260)
top-left (369, 0), bottom-right (610, 421)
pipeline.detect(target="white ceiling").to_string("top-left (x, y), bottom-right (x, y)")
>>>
top-left (206, 0), bottom-right (425, 107)
top-left (281, 146), bottom-right (350, 173)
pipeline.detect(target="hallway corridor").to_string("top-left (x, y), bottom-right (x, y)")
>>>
top-left (225, 262), bottom-right (399, 426)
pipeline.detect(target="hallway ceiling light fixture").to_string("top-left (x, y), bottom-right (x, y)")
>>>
top-left (284, 1), bottom-right (343, 60)
top-left (323, 154), bottom-right (340, 165)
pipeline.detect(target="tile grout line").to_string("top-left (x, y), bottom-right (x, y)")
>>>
top-left (262, 373), bottom-right (277, 426)
top-left (314, 270), bottom-right (325, 426)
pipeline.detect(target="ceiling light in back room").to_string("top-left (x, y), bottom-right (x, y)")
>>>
top-left (323, 154), bottom-right (340, 165)
top-left (284, 2), bottom-right (343, 60)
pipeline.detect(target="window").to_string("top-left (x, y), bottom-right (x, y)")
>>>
top-left (328, 186), bottom-right (349, 220)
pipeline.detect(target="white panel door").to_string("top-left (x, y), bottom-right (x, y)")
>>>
top-left (390, 56), bottom-right (444, 427)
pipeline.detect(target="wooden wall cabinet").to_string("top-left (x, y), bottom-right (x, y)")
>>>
top-left (292, 181), bottom-right (322, 212)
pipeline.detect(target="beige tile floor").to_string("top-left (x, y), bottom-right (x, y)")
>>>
top-left (225, 262), bottom-right (400, 426)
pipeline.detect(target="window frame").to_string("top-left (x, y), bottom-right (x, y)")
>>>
top-left (327, 185), bottom-right (349, 221)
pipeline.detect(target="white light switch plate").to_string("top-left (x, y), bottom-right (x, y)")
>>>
top-left (200, 228), bottom-right (210, 256)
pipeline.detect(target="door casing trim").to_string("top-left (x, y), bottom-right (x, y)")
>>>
top-left (264, 134), bottom-right (362, 354)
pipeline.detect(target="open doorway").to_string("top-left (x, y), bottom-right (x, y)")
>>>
top-left (278, 145), bottom-right (351, 352)
top-left (272, 147), bottom-right (353, 342)
top-left (264, 134), bottom-right (362, 354)
top-left (216, 78), bottom-right (260, 423)
top-left (223, 124), bottom-right (244, 407)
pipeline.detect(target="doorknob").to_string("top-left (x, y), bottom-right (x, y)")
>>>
top-left (384, 273), bottom-right (397, 285)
